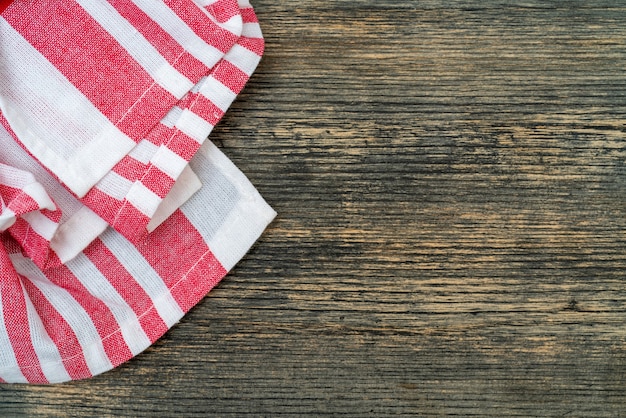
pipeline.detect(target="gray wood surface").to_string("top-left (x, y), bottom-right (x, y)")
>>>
top-left (2, 0), bottom-right (626, 416)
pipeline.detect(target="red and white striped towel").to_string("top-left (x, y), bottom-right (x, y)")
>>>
top-left (83, 0), bottom-right (265, 243)
top-left (0, 138), bottom-right (275, 384)
top-left (0, 0), bottom-right (265, 262)
top-left (0, 0), bottom-right (274, 384)
top-left (0, 0), bottom-right (263, 245)
top-left (0, 162), bottom-right (61, 269)
top-left (1, 0), bottom-right (241, 194)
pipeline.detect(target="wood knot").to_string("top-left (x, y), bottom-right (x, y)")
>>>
top-left (563, 299), bottom-right (580, 312)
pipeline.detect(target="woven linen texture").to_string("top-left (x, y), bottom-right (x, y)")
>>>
top-left (0, 0), bottom-right (273, 384)
top-left (0, 0), bottom-right (265, 261)
top-left (0, 0), bottom-right (241, 196)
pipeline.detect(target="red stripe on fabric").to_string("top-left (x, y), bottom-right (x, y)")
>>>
top-left (0, 184), bottom-right (22, 200)
top-left (240, 7), bottom-right (259, 23)
top-left (0, 184), bottom-right (18, 202)
top-left (113, 85), bottom-right (176, 140)
top-left (110, 204), bottom-right (151, 243)
top-left (164, 0), bottom-right (239, 52)
top-left (111, 156), bottom-right (149, 182)
top-left (41, 251), bottom-right (64, 271)
top-left (9, 218), bottom-right (52, 270)
top-left (237, 37), bottom-right (265, 56)
top-left (176, 93), bottom-right (196, 110)
top-left (211, 60), bottom-right (250, 94)
top-left (0, 0), bottom-right (13, 14)
top-left (21, 280), bottom-right (92, 381)
top-left (100, 332), bottom-right (130, 369)
top-left (161, 129), bottom-right (202, 161)
top-left (1, 233), bottom-right (21, 254)
top-left (175, 50), bottom-right (215, 78)
top-left (84, 239), bottom-right (168, 343)
top-left (0, 184), bottom-right (40, 214)
top-left (134, 210), bottom-right (226, 312)
top-left (106, 0), bottom-right (209, 81)
top-left (189, 95), bottom-right (225, 126)
top-left (137, 168), bottom-right (176, 198)
top-left (0, 183), bottom-right (60, 269)
top-left (3, 1), bottom-right (172, 140)
top-left (0, 245), bottom-right (48, 384)
top-left (82, 188), bottom-right (124, 226)
top-left (82, 185), bottom-right (154, 244)
top-left (145, 124), bottom-right (175, 147)
top-left (42, 208), bottom-right (62, 223)
top-left (137, 125), bottom-right (198, 165)
top-left (83, 192), bottom-right (158, 246)
top-left (44, 263), bottom-right (133, 367)
top-left (206, 0), bottom-right (240, 23)
top-left (239, 6), bottom-right (264, 58)
top-left (142, 123), bottom-right (199, 170)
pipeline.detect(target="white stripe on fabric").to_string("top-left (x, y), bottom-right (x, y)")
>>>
top-left (151, 146), bottom-right (188, 180)
top-left (183, 141), bottom-right (276, 270)
top-left (175, 109), bottom-right (214, 143)
top-left (99, 228), bottom-right (184, 327)
top-left (128, 140), bottom-right (160, 165)
top-left (131, 0), bottom-right (225, 68)
top-left (224, 43), bottom-right (262, 76)
top-left (0, 207), bottom-right (16, 232)
top-left (22, 285), bottom-right (72, 383)
top-left (0, 164), bottom-right (34, 190)
top-left (21, 182), bottom-right (56, 211)
top-left (0, 284), bottom-right (28, 384)
top-left (242, 22), bottom-right (263, 39)
top-left (95, 171), bottom-right (134, 201)
top-left (198, 77), bottom-right (237, 112)
top-left (0, 125), bottom-right (85, 222)
top-left (190, 77), bottom-right (205, 94)
top-left (10, 254), bottom-right (113, 377)
top-left (161, 106), bottom-right (184, 128)
top-left (66, 254), bottom-right (151, 356)
top-left (0, 20), bottom-right (136, 197)
top-left (21, 211), bottom-right (58, 241)
top-left (126, 182), bottom-right (162, 217)
top-left (147, 165), bottom-right (202, 232)
top-left (50, 206), bottom-right (109, 264)
top-left (192, 0), bottom-right (242, 33)
top-left (209, 14), bottom-right (243, 35)
top-left (74, 0), bottom-right (194, 99)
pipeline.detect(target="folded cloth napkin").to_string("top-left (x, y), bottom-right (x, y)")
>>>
top-left (0, 0), bottom-right (274, 384)
top-left (0, 138), bottom-right (275, 384)
top-left (0, 161), bottom-right (62, 269)
top-left (0, 0), bottom-right (240, 194)
top-left (0, 0), bottom-right (258, 248)
top-left (82, 0), bottom-right (266, 244)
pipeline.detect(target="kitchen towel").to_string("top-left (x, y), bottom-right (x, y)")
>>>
top-left (1, 0), bottom-right (241, 196)
top-left (82, 0), bottom-right (266, 244)
top-left (0, 0), bottom-right (274, 384)
top-left (1, 0), bottom-right (265, 264)
top-left (0, 138), bottom-right (275, 384)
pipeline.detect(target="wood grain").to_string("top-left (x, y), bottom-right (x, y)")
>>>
top-left (1, 1), bottom-right (626, 416)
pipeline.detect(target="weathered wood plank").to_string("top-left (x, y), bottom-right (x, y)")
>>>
top-left (1, 0), bottom-right (625, 416)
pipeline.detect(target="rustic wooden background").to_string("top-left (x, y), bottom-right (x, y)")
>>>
top-left (2, 0), bottom-right (626, 416)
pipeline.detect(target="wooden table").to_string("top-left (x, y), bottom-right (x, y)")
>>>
top-left (2, 1), bottom-right (625, 416)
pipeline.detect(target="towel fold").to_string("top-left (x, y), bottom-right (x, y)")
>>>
top-left (0, 0), bottom-right (273, 384)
